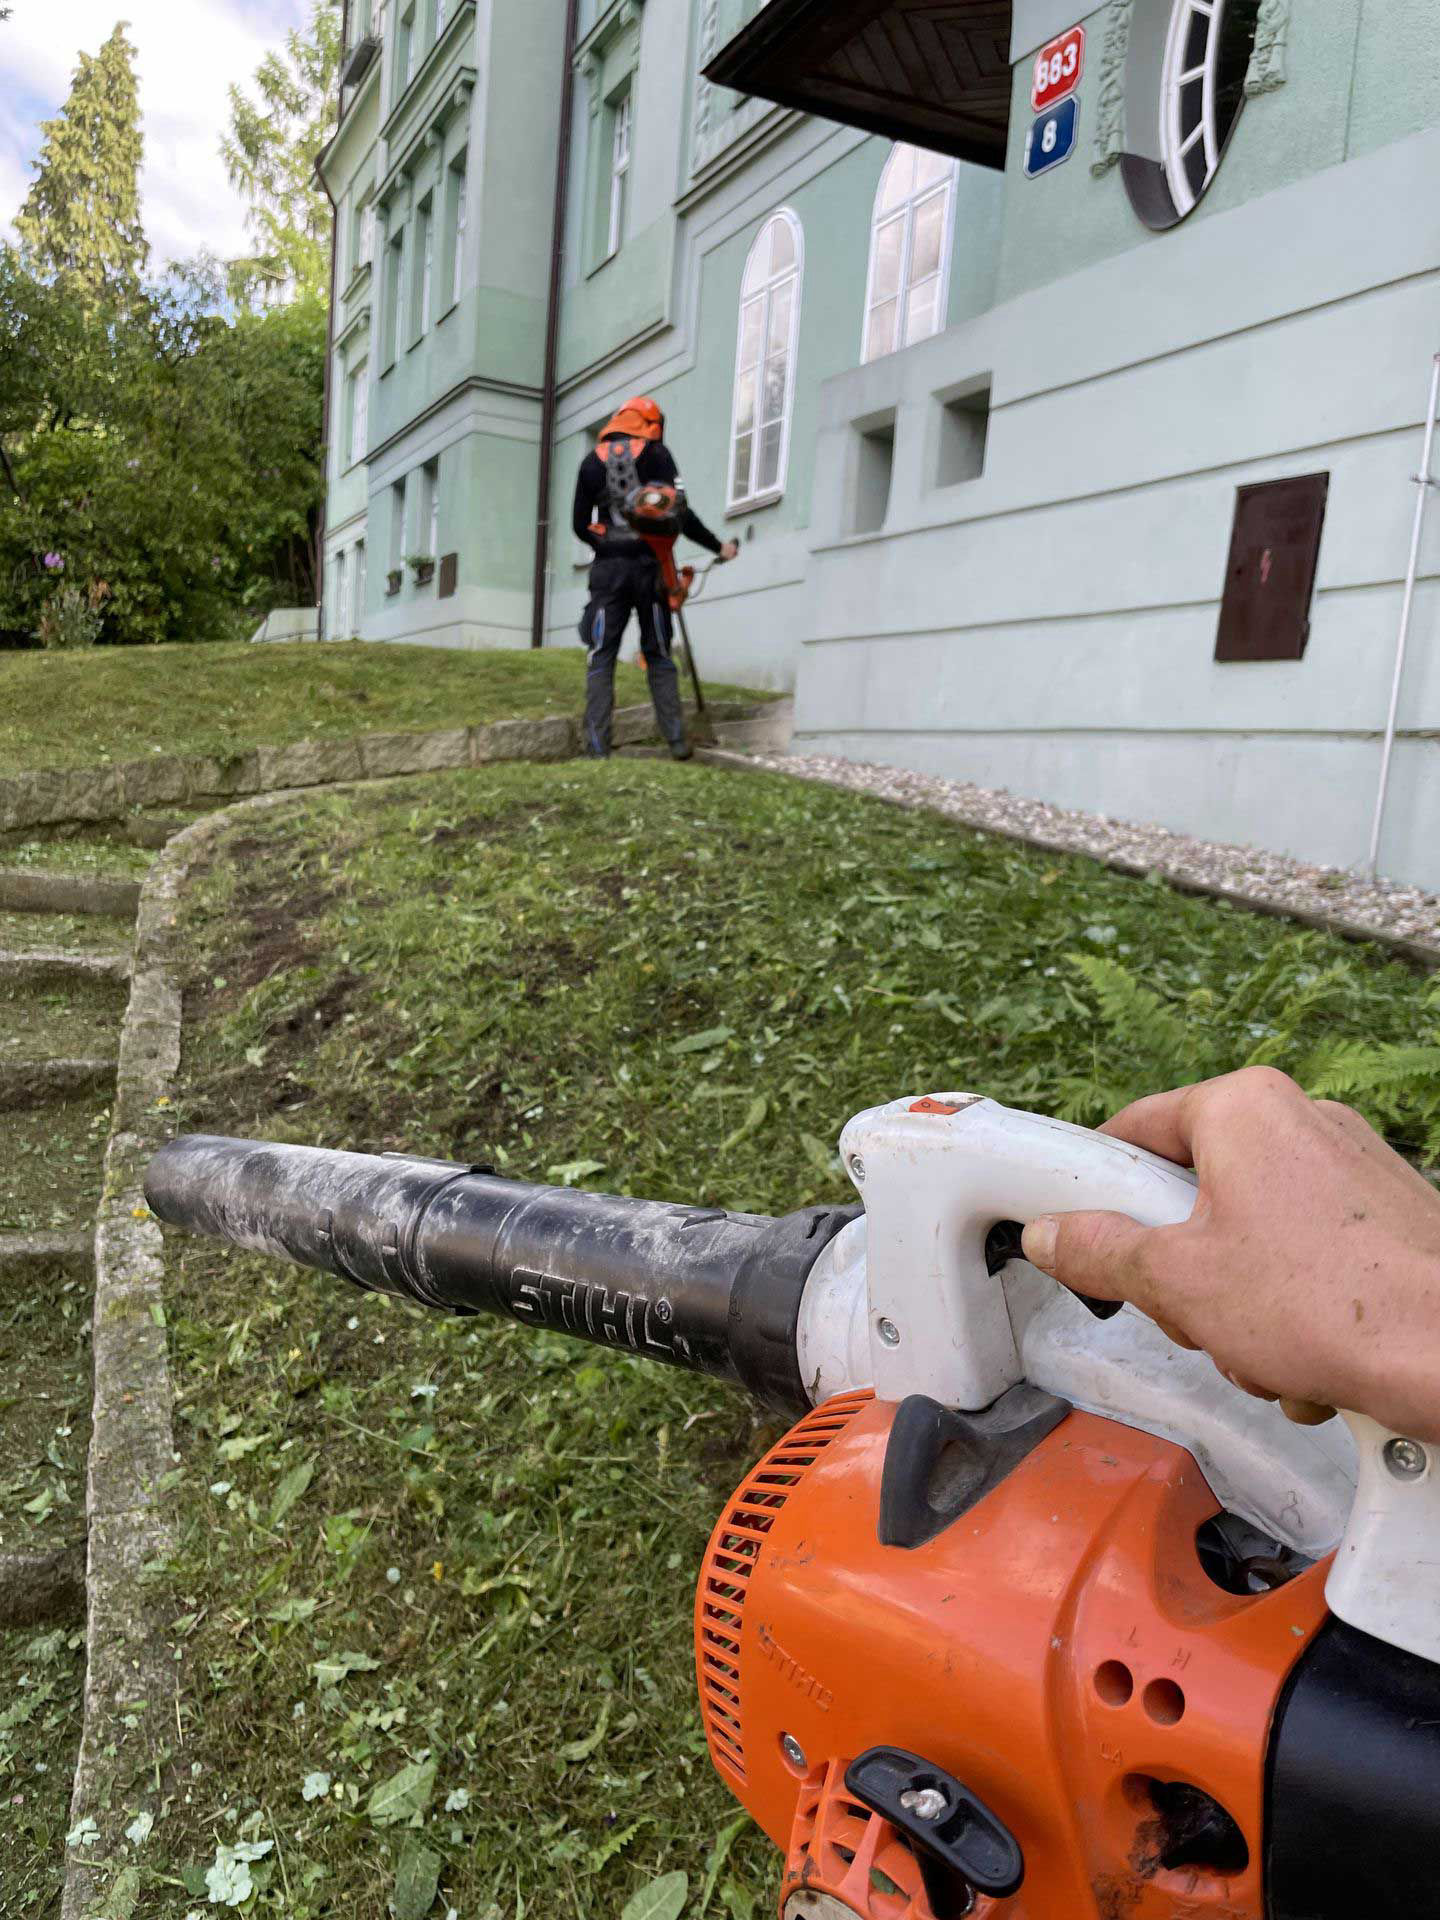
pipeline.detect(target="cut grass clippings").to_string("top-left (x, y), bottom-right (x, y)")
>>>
top-left (0, 642), bottom-right (768, 777)
top-left (134, 760), bottom-right (1438, 1920)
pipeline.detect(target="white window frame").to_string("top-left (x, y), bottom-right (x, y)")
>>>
top-left (349, 362), bottom-right (369, 467)
top-left (332, 548), bottom-right (350, 639)
top-left (418, 199), bottom-right (434, 335)
top-left (606, 90), bottom-right (632, 260)
top-left (423, 459), bottom-right (440, 559)
top-left (451, 159), bottom-right (468, 306)
top-left (354, 540), bottom-right (367, 630)
top-left (435, 0), bottom-right (449, 32)
top-left (861, 143), bottom-right (959, 365)
top-left (727, 207), bottom-right (803, 512)
top-left (1161, 0), bottom-right (1230, 219)
top-left (357, 197), bottom-right (375, 272)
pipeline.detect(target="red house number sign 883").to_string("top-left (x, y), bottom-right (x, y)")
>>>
top-left (1032, 25), bottom-right (1085, 111)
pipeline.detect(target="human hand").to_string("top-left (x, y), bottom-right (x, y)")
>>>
top-left (719, 539), bottom-right (740, 563)
top-left (1020, 1067), bottom-right (1440, 1441)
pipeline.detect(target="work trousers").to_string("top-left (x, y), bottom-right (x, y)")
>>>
top-left (580, 551), bottom-right (686, 758)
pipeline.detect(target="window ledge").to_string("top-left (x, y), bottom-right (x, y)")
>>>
top-left (342, 261), bottom-right (373, 302)
top-left (725, 489), bottom-right (784, 521)
top-left (436, 299), bottom-right (459, 327)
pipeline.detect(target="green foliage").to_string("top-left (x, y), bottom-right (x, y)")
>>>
top-left (223, 1), bottom-right (342, 305)
top-left (145, 764), bottom-right (1435, 1919)
top-left (0, 249), bottom-right (326, 642)
top-left (13, 23), bottom-right (147, 295)
top-left (1058, 946), bottom-right (1440, 1158)
top-left (36, 578), bottom-right (108, 649)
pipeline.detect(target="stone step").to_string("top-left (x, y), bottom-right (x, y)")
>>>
top-left (0, 1230), bottom-right (94, 1280)
top-left (0, 1544), bottom-right (86, 1629)
top-left (0, 1058), bottom-right (117, 1111)
top-left (709, 697), bottom-right (794, 753)
top-left (0, 949), bottom-right (131, 988)
top-left (0, 869), bottom-right (140, 918)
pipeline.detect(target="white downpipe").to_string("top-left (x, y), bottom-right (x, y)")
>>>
top-left (1366, 352), bottom-right (1440, 880)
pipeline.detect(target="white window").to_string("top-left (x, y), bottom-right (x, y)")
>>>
top-left (451, 162), bottom-right (468, 305)
top-left (423, 459), bottom-right (440, 558)
top-left (384, 226), bottom-right (405, 365)
top-left (332, 549), bottom-right (349, 639)
top-left (435, 0), bottom-right (448, 31)
top-left (390, 479), bottom-right (407, 571)
top-left (358, 198), bottom-right (375, 271)
top-left (607, 91), bottom-right (632, 260)
top-left (349, 362), bottom-right (368, 465)
top-left (418, 199), bottom-right (434, 334)
top-left (862, 143), bottom-right (957, 364)
top-left (354, 541), bottom-right (367, 629)
top-left (728, 209), bottom-right (802, 509)
top-left (398, 4), bottom-right (416, 88)
top-left (1159, 0), bottom-right (1259, 219)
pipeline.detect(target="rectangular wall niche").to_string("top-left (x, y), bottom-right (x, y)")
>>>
top-left (852, 411), bottom-right (897, 535)
top-left (934, 378), bottom-right (991, 488)
top-left (1215, 473), bottom-right (1329, 662)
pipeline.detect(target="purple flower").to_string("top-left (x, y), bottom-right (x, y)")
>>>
top-left (43, 552), bottom-right (64, 571)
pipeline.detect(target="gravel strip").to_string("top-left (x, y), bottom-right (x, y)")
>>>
top-left (734, 751), bottom-right (1440, 961)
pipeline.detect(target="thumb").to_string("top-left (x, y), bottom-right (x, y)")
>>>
top-left (1021, 1210), bottom-right (1154, 1307)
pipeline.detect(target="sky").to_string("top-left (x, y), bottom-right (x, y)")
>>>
top-left (0, 0), bottom-right (316, 268)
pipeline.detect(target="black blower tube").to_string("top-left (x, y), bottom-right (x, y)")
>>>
top-left (144, 1136), bottom-right (857, 1415)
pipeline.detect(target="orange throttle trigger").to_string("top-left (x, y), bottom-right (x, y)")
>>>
top-left (982, 1217), bottom-right (1122, 1321)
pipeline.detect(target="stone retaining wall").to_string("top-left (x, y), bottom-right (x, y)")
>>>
top-left (0, 702), bottom-right (759, 840)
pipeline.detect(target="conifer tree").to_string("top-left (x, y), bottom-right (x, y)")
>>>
top-left (222, 0), bottom-right (341, 305)
top-left (14, 22), bottom-right (147, 293)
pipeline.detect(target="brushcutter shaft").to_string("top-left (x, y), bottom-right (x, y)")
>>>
top-left (144, 1135), bottom-right (855, 1412)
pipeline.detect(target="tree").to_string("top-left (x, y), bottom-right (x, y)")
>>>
top-left (0, 248), bottom-right (326, 646)
top-left (13, 22), bottom-right (147, 295)
top-left (222, 1), bottom-right (342, 305)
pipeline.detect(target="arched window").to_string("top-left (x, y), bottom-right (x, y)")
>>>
top-left (1123, 0), bottom-right (1262, 229)
top-left (862, 143), bottom-right (957, 364)
top-left (729, 209), bottom-right (803, 509)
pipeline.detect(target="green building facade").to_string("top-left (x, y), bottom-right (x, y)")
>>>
top-left (321, 0), bottom-right (1440, 886)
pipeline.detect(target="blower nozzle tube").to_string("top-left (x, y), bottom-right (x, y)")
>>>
top-left (144, 1135), bottom-right (856, 1413)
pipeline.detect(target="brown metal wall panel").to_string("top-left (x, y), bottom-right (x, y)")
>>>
top-left (1214, 474), bottom-right (1329, 663)
top-left (438, 552), bottom-right (459, 601)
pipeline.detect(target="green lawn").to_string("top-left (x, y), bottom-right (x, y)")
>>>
top-left (0, 642), bottom-right (765, 776)
top-left (135, 761), bottom-right (1438, 1920)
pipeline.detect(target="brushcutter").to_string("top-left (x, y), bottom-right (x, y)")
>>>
top-left (145, 1095), bottom-right (1440, 1919)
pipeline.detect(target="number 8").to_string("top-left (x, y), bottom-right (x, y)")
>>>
top-left (1042, 118), bottom-right (1058, 153)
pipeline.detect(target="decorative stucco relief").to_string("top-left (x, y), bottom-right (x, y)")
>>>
top-left (1244, 0), bottom-right (1290, 97)
top-left (1090, 0), bottom-right (1134, 177)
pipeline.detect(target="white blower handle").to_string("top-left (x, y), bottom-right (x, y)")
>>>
top-left (800, 1095), bottom-right (1440, 1668)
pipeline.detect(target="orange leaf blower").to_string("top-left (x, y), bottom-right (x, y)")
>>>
top-left (146, 1097), bottom-right (1440, 1919)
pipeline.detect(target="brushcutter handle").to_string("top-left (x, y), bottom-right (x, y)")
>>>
top-left (144, 1135), bottom-right (854, 1415)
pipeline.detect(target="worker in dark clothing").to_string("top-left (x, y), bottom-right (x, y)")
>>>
top-left (573, 395), bottom-right (738, 759)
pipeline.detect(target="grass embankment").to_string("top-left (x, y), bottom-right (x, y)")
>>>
top-left (139, 762), bottom-right (1437, 1920)
top-left (0, 642), bottom-right (766, 776)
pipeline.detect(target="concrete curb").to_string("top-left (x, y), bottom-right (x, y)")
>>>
top-left (0, 950), bottom-right (131, 988)
top-left (60, 813), bottom-right (208, 1919)
top-left (0, 1058), bottom-right (116, 1111)
top-left (695, 750), bottom-right (1440, 973)
top-left (0, 701), bottom-right (767, 841)
top-left (0, 870), bottom-right (141, 918)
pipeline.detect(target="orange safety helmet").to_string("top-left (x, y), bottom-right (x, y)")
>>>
top-left (598, 395), bottom-right (665, 457)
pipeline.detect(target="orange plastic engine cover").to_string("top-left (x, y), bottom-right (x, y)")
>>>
top-left (694, 1392), bottom-right (1331, 1919)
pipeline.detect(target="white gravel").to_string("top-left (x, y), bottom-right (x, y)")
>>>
top-left (733, 750), bottom-right (1440, 961)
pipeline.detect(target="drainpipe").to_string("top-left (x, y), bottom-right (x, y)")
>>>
top-left (315, 0), bottom-right (352, 641)
top-left (530, 0), bottom-right (583, 649)
top-left (1365, 351), bottom-right (1440, 880)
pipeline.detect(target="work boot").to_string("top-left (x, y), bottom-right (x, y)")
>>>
top-left (669, 740), bottom-right (694, 762)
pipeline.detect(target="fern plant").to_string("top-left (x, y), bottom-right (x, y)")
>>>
top-left (1059, 944), bottom-right (1440, 1163)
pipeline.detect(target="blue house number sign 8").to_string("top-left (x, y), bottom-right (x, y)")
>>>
top-left (1024, 95), bottom-right (1078, 177)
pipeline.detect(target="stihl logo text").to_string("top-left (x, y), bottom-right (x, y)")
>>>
top-left (757, 1624), bottom-right (833, 1711)
top-left (506, 1269), bottom-right (691, 1361)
